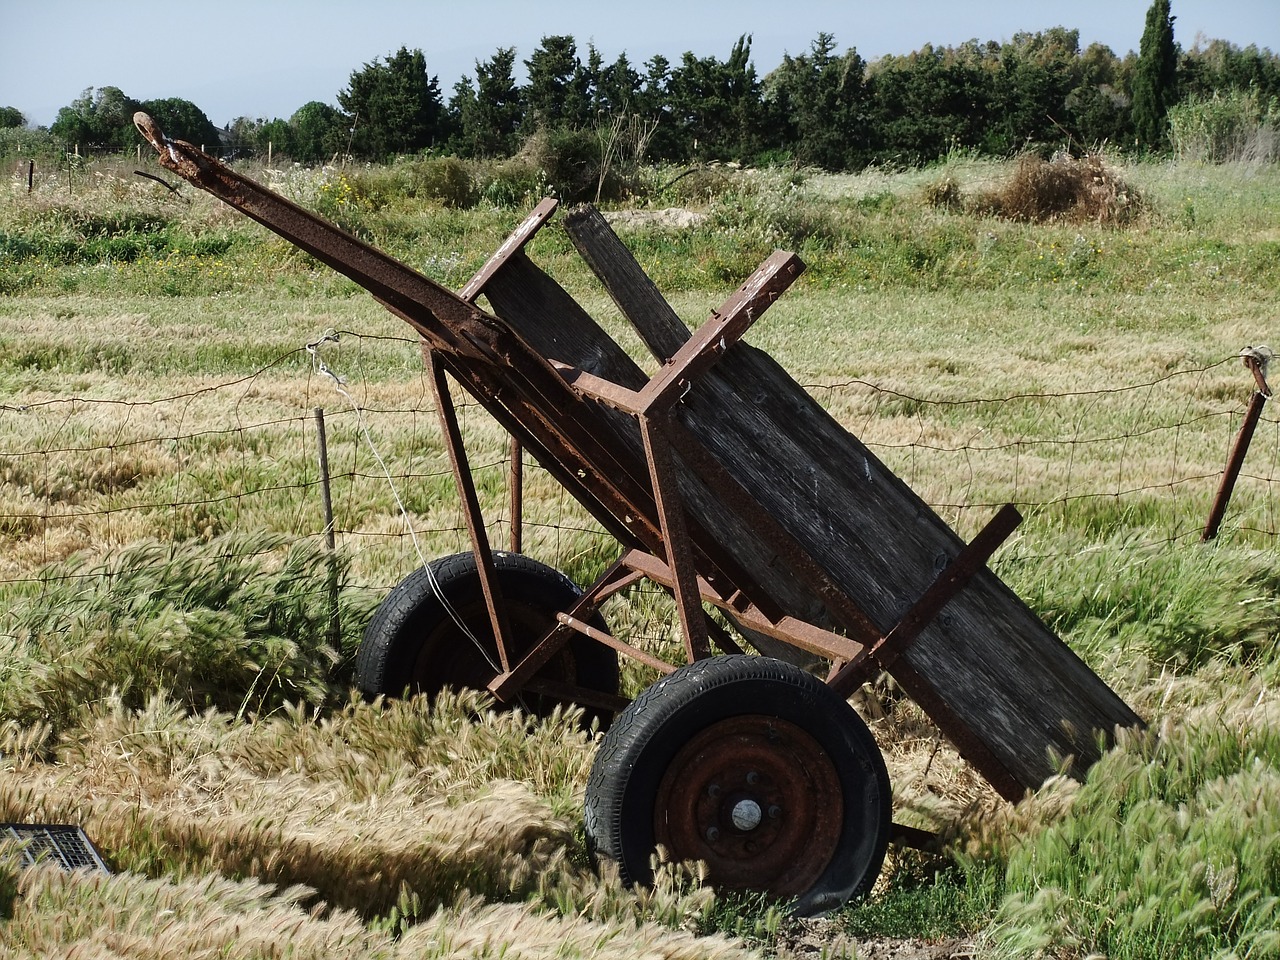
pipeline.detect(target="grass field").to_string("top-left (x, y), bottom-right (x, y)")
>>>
top-left (2, 150), bottom-right (1280, 958)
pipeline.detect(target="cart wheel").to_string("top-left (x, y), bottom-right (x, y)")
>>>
top-left (356, 552), bottom-right (619, 724)
top-left (584, 655), bottom-right (890, 916)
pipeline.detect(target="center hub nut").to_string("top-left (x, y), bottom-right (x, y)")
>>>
top-left (730, 798), bottom-right (763, 831)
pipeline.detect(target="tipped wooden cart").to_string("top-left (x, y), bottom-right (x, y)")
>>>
top-left (136, 113), bottom-right (1143, 915)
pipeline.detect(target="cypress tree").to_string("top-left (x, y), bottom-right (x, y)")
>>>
top-left (1132, 0), bottom-right (1178, 148)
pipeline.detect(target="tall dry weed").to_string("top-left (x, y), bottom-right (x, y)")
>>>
top-left (970, 153), bottom-right (1143, 225)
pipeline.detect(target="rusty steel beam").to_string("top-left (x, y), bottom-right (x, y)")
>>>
top-left (133, 114), bottom-right (673, 564)
top-left (555, 613), bottom-right (678, 676)
top-left (427, 351), bottom-right (516, 672)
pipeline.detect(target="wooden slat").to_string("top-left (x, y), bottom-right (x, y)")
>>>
top-left (562, 204), bottom-right (691, 361)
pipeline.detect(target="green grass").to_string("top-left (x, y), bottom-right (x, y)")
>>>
top-left (841, 859), bottom-right (1001, 941)
top-left (2, 152), bottom-right (1280, 958)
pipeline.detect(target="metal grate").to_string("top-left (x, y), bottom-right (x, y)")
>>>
top-left (2, 823), bottom-right (110, 873)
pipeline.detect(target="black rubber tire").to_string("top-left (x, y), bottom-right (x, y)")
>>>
top-left (584, 654), bottom-right (891, 916)
top-left (355, 552), bottom-right (619, 724)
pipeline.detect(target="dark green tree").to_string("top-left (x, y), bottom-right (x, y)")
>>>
top-left (451, 47), bottom-right (523, 156)
top-left (226, 117), bottom-right (295, 159)
top-left (1131, 0), bottom-right (1178, 148)
top-left (635, 54), bottom-right (680, 160)
top-left (984, 29), bottom-right (1081, 153)
top-left (866, 48), bottom-right (990, 164)
top-left (1180, 39), bottom-right (1280, 101)
top-left (338, 47), bottom-right (445, 158)
top-left (765, 33), bottom-right (870, 169)
top-left (51, 86), bottom-right (141, 151)
top-left (522, 35), bottom-right (590, 130)
top-left (596, 51), bottom-right (642, 117)
top-left (0, 106), bottom-right (26, 129)
top-left (140, 97), bottom-right (220, 151)
top-left (290, 101), bottom-right (346, 163)
top-left (255, 118), bottom-right (296, 158)
top-left (666, 35), bottom-right (766, 162)
top-left (1065, 42), bottom-right (1132, 146)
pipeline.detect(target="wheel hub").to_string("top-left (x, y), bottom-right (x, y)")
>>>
top-left (653, 714), bottom-right (844, 896)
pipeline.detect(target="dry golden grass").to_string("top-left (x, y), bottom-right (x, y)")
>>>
top-left (0, 691), bottom-right (764, 958)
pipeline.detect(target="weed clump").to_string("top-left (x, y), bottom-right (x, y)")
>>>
top-left (973, 152), bottom-right (1143, 225)
top-left (920, 174), bottom-right (964, 212)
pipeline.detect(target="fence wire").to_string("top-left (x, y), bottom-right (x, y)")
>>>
top-left (0, 333), bottom-right (1273, 601)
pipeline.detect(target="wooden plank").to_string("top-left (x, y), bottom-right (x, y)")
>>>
top-left (562, 204), bottom-right (691, 361)
top-left (675, 340), bottom-right (1141, 794)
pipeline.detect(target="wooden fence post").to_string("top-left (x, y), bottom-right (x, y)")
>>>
top-left (314, 408), bottom-right (341, 646)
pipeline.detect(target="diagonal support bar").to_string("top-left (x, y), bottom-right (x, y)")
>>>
top-left (427, 351), bottom-right (516, 673)
top-left (827, 503), bottom-right (1024, 699)
top-left (639, 410), bottom-right (712, 661)
top-left (638, 251), bottom-right (804, 413)
top-left (460, 197), bottom-right (560, 303)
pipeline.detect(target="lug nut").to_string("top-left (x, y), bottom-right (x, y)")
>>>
top-left (768, 805), bottom-right (781, 820)
top-left (707, 783), bottom-right (721, 798)
top-left (706, 826), bottom-right (720, 842)
top-left (745, 771), bottom-right (760, 785)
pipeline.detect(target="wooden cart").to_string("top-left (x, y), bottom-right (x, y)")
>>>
top-left (136, 114), bottom-right (1143, 915)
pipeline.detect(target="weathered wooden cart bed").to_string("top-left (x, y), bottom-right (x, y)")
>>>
top-left (137, 113), bottom-right (1143, 915)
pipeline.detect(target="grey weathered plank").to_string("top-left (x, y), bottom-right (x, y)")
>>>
top-left (562, 204), bottom-right (691, 361)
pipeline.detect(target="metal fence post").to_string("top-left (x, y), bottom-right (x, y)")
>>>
top-left (1203, 353), bottom-right (1272, 541)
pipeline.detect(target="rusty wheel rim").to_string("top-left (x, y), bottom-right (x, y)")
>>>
top-left (653, 714), bottom-right (843, 896)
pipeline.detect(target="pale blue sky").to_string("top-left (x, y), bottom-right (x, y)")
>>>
top-left (2, 0), bottom-right (1277, 129)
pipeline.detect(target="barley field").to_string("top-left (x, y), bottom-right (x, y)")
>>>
top-left (1, 150), bottom-right (1279, 958)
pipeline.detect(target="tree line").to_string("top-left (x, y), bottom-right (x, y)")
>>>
top-left (5, 1), bottom-right (1278, 170)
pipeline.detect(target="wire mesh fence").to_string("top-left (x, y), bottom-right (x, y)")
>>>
top-left (1, 331), bottom-right (1274, 606)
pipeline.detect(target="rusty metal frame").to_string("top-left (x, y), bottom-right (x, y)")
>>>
top-left (425, 349), bottom-right (515, 672)
top-left (133, 114), bottom-right (1041, 807)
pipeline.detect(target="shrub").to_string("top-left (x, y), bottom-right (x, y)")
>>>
top-left (405, 156), bottom-right (477, 208)
top-left (475, 157), bottom-right (548, 208)
top-left (519, 127), bottom-right (627, 205)
top-left (973, 152), bottom-right (1142, 225)
top-left (1168, 89), bottom-right (1280, 164)
top-left (921, 174), bottom-right (964, 211)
